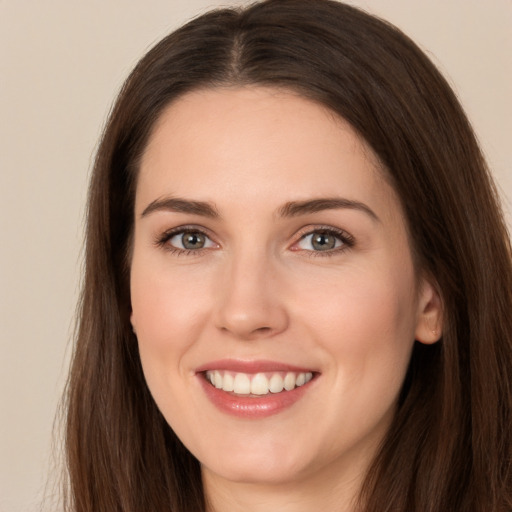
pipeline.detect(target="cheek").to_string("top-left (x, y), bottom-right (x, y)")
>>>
top-left (130, 261), bottom-right (215, 432)
top-left (131, 252), bottom-right (212, 335)
top-left (294, 269), bottom-right (418, 449)
top-left (319, 279), bottom-right (414, 344)
top-left (130, 257), bottom-right (213, 386)
top-left (296, 263), bottom-right (418, 388)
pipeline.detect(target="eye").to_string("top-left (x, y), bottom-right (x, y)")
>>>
top-left (170, 231), bottom-right (212, 250)
top-left (156, 227), bottom-right (217, 253)
top-left (293, 228), bottom-right (354, 254)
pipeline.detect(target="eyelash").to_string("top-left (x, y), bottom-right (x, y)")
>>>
top-left (154, 225), bottom-right (355, 257)
top-left (296, 226), bottom-right (355, 257)
top-left (154, 225), bottom-right (215, 256)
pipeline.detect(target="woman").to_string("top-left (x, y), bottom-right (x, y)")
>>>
top-left (64, 0), bottom-right (512, 510)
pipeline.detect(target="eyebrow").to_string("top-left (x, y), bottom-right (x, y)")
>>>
top-left (278, 197), bottom-right (379, 222)
top-left (141, 197), bottom-right (220, 218)
top-left (140, 195), bottom-right (379, 222)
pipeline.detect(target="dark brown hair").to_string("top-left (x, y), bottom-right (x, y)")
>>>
top-left (64, 1), bottom-right (512, 510)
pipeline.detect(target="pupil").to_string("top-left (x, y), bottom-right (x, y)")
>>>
top-left (312, 233), bottom-right (335, 251)
top-left (183, 232), bottom-right (205, 249)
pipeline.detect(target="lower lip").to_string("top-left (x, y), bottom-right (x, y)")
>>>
top-left (198, 374), bottom-right (315, 418)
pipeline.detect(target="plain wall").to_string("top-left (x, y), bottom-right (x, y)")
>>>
top-left (1, 1), bottom-right (510, 510)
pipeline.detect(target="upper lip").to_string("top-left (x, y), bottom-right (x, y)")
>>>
top-left (195, 359), bottom-right (317, 374)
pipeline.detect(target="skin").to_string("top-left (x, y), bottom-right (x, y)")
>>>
top-left (130, 87), bottom-right (442, 512)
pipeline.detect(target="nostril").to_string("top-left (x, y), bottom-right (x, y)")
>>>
top-left (220, 324), bottom-right (275, 340)
top-left (255, 326), bottom-right (272, 333)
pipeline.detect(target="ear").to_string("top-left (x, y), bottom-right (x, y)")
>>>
top-left (414, 277), bottom-right (443, 344)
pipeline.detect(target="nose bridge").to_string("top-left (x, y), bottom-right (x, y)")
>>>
top-left (214, 244), bottom-right (288, 339)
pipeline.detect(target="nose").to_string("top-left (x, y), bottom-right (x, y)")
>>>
top-left (214, 251), bottom-right (289, 341)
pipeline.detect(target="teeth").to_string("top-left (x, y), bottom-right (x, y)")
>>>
top-left (269, 373), bottom-right (284, 393)
top-left (233, 373), bottom-right (251, 394)
top-left (205, 370), bottom-right (313, 395)
top-left (250, 373), bottom-right (269, 395)
top-left (223, 372), bottom-right (234, 392)
top-left (213, 370), bottom-right (223, 389)
top-left (284, 372), bottom-right (296, 391)
top-left (296, 372), bottom-right (306, 387)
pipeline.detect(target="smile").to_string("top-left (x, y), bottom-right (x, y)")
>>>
top-left (205, 370), bottom-right (314, 395)
top-left (197, 361), bottom-right (318, 418)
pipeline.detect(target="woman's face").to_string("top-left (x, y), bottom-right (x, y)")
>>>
top-left (130, 87), bottom-right (440, 489)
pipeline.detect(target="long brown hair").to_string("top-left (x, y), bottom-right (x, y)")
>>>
top-left (64, 1), bottom-right (512, 510)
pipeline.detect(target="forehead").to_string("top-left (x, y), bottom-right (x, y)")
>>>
top-left (137, 86), bottom-right (398, 224)
top-left (142, 86), bottom-right (379, 166)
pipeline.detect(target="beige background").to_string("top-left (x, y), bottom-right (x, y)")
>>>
top-left (1, 1), bottom-right (510, 510)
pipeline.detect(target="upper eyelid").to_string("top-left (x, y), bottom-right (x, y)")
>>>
top-left (155, 224), bottom-right (218, 247)
top-left (159, 224), bottom-right (214, 238)
top-left (293, 225), bottom-right (354, 241)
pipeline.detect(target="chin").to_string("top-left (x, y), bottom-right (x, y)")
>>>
top-left (202, 456), bottom-right (307, 486)
top-left (197, 433), bottom-right (332, 487)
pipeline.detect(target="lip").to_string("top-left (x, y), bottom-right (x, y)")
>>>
top-left (196, 359), bottom-right (318, 418)
top-left (195, 359), bottom-right (316, 374)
